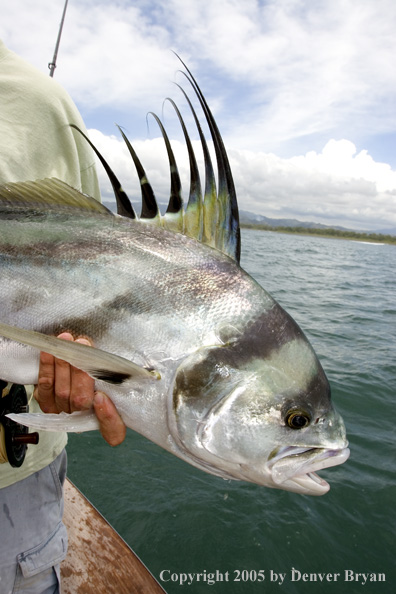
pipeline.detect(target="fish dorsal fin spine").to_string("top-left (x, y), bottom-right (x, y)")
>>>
top-left (116, 126), bottom-right (159, 220)
top-left (147, 111), bottom-right (184, 234)
top-left (74, 62), bottom-right (241, 263)
top-left (177, 59), bottom-right (240, 262)
top-left (70, 125), bottom-right (136, 219)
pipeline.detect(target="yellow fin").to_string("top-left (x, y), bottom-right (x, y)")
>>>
top-left (0, 178), bottom-right (112, 215)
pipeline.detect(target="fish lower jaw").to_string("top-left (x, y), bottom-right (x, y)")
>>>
top-left (307, 471), bottom-right (328, 487)
top-left (286, 471), bottom-right (330, 496)
top-left (237, 463), bottom-right (330, 495)
top-left (268, 446), bottom-right (350, 496)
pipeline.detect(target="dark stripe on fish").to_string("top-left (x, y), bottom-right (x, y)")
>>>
top-left (227, 304), bottom-right (306, 364)
top-left (174, 302), bottom-right (330, 412)
top-left (0, 237), bottom-right (126, 261)
top-left (91, 370), bottom-right (131, 384)
top-left (40, 289), bottom-right (154, 341)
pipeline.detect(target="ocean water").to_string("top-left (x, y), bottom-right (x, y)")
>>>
top-left (67, 229), bottom-right (395, 593)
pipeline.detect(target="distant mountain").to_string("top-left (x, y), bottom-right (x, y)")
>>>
top-left (376, 227), bottom-right (396, 236)
top-left (239, 210), bottom-right (351, 232)
top-left (103, 202), bottom-right (396, 237)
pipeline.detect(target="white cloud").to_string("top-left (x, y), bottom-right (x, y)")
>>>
top-left (89, 128), bottom-right (396, 231)
top-left (2, 0), bottom-right (396, 230)
top-left (148, 0), bottom-right (396, 150)
top-left (235, 141), bottom-right (396, 229)
top-left (4, 0), bottom-right (396, 135)
top-left (229, 141), bottom-right (396, 230)
top-left (292, 140), bottom-right (396, 193)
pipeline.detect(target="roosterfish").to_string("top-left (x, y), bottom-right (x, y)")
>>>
top-left (0, 65), bottom-right (349, 495)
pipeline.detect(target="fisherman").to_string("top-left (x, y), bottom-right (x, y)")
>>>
top-left (0, 40), bottom-right (126, 593)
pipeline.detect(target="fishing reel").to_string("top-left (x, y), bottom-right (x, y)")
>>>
top-left (0, 380), bottom-right (39, 467)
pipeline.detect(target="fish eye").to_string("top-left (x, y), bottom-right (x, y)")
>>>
top-left (285, 410), bottom-right (310, 429)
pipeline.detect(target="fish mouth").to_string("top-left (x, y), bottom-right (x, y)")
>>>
top-left (266, 445), bottom-right (350, 495)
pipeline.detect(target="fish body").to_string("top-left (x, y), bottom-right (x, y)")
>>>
top-left (0, 71), bottom-right (349, 495)
top-left (0, 182), bottom-right (348, 495)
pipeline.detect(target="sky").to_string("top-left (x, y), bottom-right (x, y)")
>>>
top-left (2, 0), bottom-right (396, 232)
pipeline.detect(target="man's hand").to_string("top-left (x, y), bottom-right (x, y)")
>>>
top-left (34, 333), bottom-right (126, 446)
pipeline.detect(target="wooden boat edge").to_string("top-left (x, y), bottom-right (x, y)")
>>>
top-left (61, 478), bottom-right (166, 594)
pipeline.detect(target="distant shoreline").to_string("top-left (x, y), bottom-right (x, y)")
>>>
top-left (240, 223), bottom-right (396, 245)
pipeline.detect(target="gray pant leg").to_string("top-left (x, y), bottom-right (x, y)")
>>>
top-left (0, 450), bottom-right (68, 594)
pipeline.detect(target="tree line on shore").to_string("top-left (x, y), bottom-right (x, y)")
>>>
top-left (240, 223), bottom-right (396, 244)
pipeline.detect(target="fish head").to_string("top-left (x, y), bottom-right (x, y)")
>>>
top-left (170, 304), bottom-right (349, 495)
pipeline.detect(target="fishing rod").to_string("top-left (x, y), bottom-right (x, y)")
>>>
top-left (48, 0), bottom-right (69, 77)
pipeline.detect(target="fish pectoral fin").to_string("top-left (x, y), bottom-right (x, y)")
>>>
top-left (0, 322), bottom-right (160, 385)
top-left (6, 410), bottom-right (99, 433)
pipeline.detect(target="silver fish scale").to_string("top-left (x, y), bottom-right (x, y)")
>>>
top-left (0, 212), bottom-right (272, 370)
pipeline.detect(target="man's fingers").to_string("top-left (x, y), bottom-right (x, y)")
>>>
top-left (69, 337), bottom-right (96, 412)
top-left (35, 333), bottom-right (126, 448)
top-left (93, 392), bottom-right (126, 447)
top-left (35, 333), bottom-right (74, 414)
top-left (34, 351), bottom-right (58, 413)
top-left (53, 333), bottom-right (74, 413)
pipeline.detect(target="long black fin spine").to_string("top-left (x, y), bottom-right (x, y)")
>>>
top-left (147, 113), bottom-right (183, 215)
top-left (175, 57), bottom-right (240, 262)
top-left (70, 125), bottom-right (136, 220)
top-left (181, 70), bottom-right (238, 261)
top-left (148, 112), bottom-right (183, 233)
top-left (70, 61), bottom-right (240, 263)
top-left (116, 125), bottom-right (159, 220)
top-left (164, 97), bottom-right (203, 241)
top-left (173, 83), bottom-right (218, 248)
